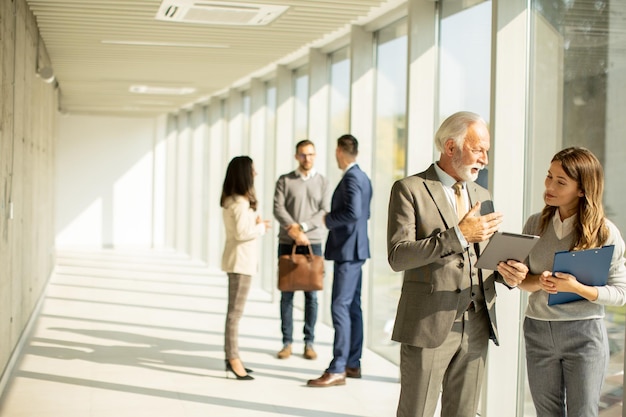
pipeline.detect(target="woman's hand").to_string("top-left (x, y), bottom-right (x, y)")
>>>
top-left (540, 271), bottom-right (599, 301)
top-left (257, 216), bottom-right (271, 231)
top-left (538, 271), bottom-right (558, 294)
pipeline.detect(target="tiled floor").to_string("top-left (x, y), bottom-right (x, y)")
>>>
top-left (0, 249), bottom-right (400, 417)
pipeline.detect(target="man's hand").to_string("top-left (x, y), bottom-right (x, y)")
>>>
top-left (496, 260), bottom-right (529, 287)
top-left (458, 202), bottom-right (503, 243)
top-left (287, 223), bottom-right (310, 246)
top-left (294, 232), bottom-right (310, 246)
top-left (286, 223), bottom-right (300, 239)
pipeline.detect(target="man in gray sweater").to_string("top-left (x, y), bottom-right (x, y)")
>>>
top-left (273, 139), bottom-right (331, 360)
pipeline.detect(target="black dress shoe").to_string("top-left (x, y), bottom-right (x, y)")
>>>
top-left (306, 372), bottom-right (346, 387)
top-left (225, 360), bottom-right (254, 380)
top-left (345, 367), bottom-right (361, 378)
top-left (224, 359), bottom-right (253, 373)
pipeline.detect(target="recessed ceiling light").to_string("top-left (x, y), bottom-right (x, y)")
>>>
top-left (102, 40), bottom-right (229, 48)
top-left (130, 85), bottom-right (197, 95)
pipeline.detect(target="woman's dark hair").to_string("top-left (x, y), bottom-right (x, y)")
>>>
top-left (220, 156), bottom-right (257, 210)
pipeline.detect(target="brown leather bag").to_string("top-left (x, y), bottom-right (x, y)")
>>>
top-left (277, 244), bottom-right (324, 291)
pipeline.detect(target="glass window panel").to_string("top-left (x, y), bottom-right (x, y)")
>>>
top-left (439, 0), bottom-right (492, 125)
top-left (294, 66), bottom-right (309, 140)
top-left (526, 1), bottom-right (626, 415)
top-left (370, 17), bottom-right (408, 364)
top-left (326, 46), bottom-right (351, 190)
top-left (435, 4), bottom-right (492, 413)
top-left (329, 47), bottom-right (351, 141)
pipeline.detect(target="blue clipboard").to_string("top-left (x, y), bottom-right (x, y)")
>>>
top-left (548, 245), bottom-right (614, 306)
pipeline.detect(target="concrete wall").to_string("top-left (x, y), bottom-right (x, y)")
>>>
top-left (0, 0), bottom-right (58, 380)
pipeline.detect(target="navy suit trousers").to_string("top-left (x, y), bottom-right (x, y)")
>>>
top-left (327, 259), bottom-right (365, 373)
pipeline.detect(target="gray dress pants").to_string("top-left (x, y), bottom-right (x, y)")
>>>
top-left (224, 273), bottom-right (251, 359)
top-left (524, 317), bottom-right (609, 417)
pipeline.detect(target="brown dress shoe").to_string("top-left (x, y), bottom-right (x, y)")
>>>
top-left (303, 346), bottom-right (317, 360)
top-left (345, 367), bottom-right (361, 378)
top-left (277, 344), bottom-right (292, 359)
top-left (306, 372), bottom-right (346, 387)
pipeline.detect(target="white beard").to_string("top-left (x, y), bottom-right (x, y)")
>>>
top-left (452, 150), bottom-right (483, 182)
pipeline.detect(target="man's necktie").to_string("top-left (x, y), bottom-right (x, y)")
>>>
top-left (452, 181), bottom-right (466, 220)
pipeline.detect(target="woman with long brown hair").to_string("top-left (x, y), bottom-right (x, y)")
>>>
top-left (220, 156), bottom-right (270, 380)
top-left (499, 147), bottom-right (626, 416)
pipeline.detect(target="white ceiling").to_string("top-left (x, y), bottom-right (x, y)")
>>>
top-left (25, 0), bottom-right (401, 117)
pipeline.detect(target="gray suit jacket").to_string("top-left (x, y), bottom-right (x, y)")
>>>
top-left (387, 164), bottom-right (500, 348)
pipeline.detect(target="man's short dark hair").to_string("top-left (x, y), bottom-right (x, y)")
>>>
top-left (295, 139), bottom-right (315, 153)
top-left (337, 134), bottom-right (358, 156)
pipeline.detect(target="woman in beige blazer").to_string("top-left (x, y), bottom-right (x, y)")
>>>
top-left (220, 156), bottom-right (270, 380)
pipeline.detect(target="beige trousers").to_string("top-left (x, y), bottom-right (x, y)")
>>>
top-left (224, 273), bottom-right (251, 359)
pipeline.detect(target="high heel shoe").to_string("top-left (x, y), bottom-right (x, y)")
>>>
top-left (225, 360), bottom-right (254, 380)
top-left (224, 359), bottom-right (253, 373)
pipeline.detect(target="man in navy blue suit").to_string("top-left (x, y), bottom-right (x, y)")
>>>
top-left (307, 134), bottom-right (372, 387)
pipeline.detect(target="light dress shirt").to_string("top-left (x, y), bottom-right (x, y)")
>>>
top-left (434, 163), bottom-right (469, 247)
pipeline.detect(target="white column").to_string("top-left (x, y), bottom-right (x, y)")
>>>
top-left (249, 78), bottom-right (276, 292)
top-left (189, 104), bottom-right (207, 260)
top-left (198, 105), bottom-right (211, 264)
top-left (175, 110), bottom-right (192, 254)
top-left (206, 101), bottom-right (225, 269)
top-left (227, 88), bottom-right (243, 158)
top-left (164, 114), bottom-right (178, 249)
top-left (347, 23), bottom-right (375, 341)
top-left (275, 65), bottom-right (295, 176)
top-left (152, 114), bottom-right (168, 249)
top-left (349, 24), bottom-right (375, 176)
top-left (487, 1), bottom-right (531, 416)
top-left (308, 48), bottom-right (330, 175)
top-left (406, 0), bottom-right (437, 174)
top-left (248, 78), bottom-right (267, 207)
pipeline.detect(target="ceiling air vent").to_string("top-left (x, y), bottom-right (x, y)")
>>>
top-left (156, 1), bottom-right (288, 26)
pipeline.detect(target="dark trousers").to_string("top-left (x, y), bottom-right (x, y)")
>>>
top-left (278, 243), bottom-right (322, 346)
top-left (326, 259), bottom-right (364, 373)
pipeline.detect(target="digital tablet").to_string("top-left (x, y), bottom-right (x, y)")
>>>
top-left (475, 232), bottom-right (539, 270)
